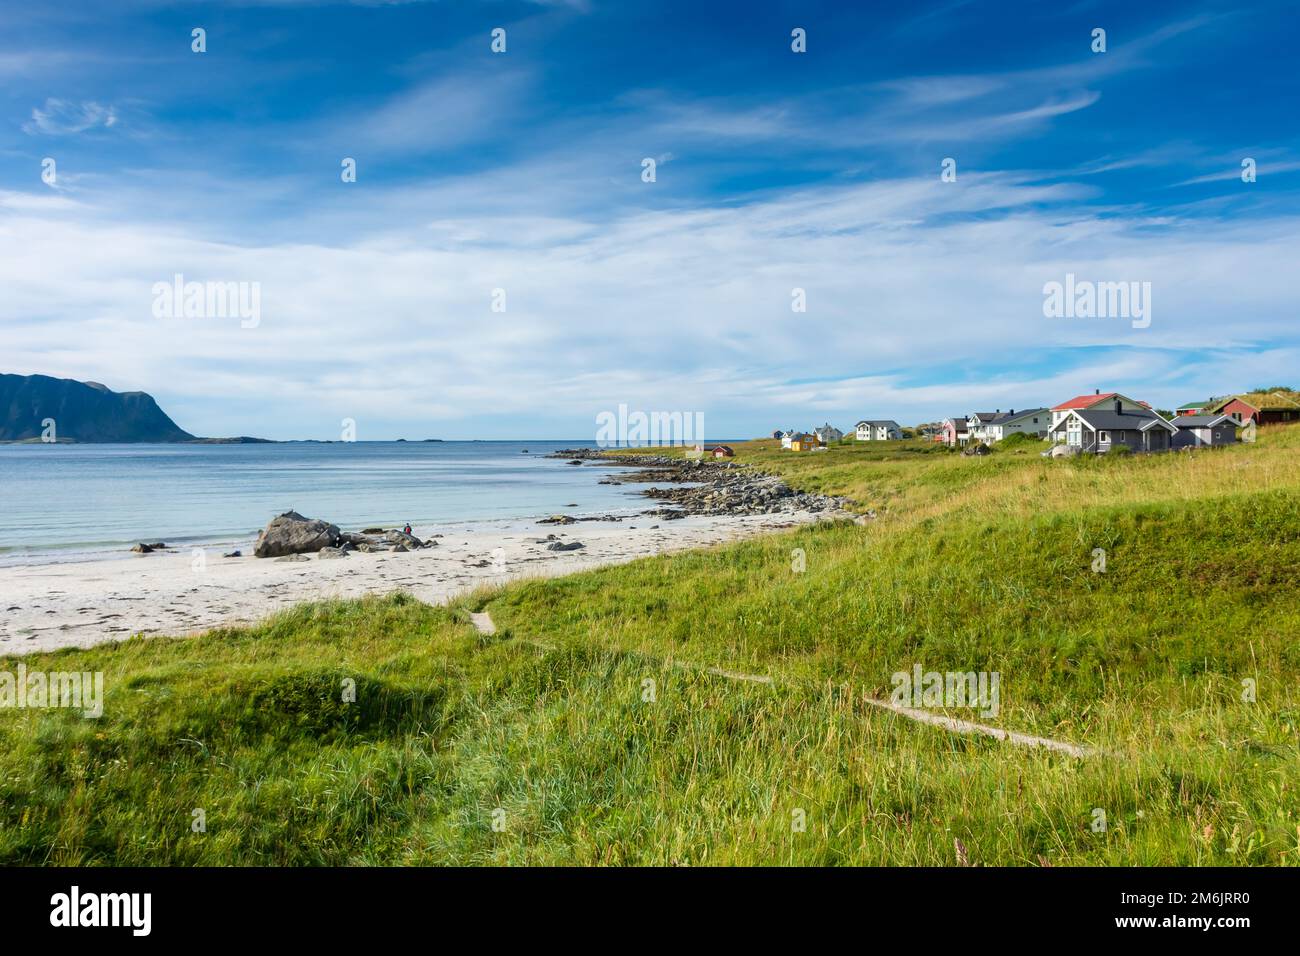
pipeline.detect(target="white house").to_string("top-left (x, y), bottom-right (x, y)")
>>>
top-left (967, 408), bottom-right (1050, 443)
top-left (779, 430), bottom-right (795, 449)
top-left (855, 420), bottom-right (902, 441)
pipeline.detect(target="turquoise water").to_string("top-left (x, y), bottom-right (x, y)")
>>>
top-left (0, 441), bottom-right (647, 566)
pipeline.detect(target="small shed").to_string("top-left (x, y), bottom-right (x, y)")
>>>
top-left (1172, 414), bottom-right (1238, 449)
top-left (711, 445), bottom-right (735, 459)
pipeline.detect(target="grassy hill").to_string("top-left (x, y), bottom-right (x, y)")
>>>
top-left (3, 429), bottom-right (1298, 865)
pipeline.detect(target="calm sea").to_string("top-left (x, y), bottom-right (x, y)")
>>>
top-left (0, 441), bottom-right (653, 566)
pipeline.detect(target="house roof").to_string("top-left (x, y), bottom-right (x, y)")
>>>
top-left (1210, 391), bottom-right (1300, 414)
top-left (1174, 414), bottom-right (1232, 428)
top-left (856, 419), bottom-right (900, 428)
top-left (1052, 392), bottom-right (1118, 411)
top-left (1051, 407), bottom-right (1174, 432)
top-left (989, 407), bottom-right (1048, 425)
top-left (969, 412), bottom-right (1000, 424)
top-left (1175, 400), bottom-right (1212, 411)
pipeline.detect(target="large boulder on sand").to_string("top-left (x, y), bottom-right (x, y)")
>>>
top-left (254, 511), bottom-right (341, 558)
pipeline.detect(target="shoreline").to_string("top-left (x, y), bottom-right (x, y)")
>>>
top-left (1, 451), bottom-right (852, 656)
top-left (0, 510), bottom-right (827, 656)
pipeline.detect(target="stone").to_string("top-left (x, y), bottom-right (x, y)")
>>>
top-left (546, 541), bottom-right (585, 552)
top-left (383, 529), bottom-right (424, 548)
top-left (253, 510), bottom-right (341, 558)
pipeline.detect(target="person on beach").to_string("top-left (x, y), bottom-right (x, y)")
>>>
top-left (403, 522), bottom-right (412, 535)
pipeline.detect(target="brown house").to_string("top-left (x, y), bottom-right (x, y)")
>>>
top-left (1210, 391), bottom-right (1300, 426)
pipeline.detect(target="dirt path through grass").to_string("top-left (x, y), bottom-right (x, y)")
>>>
top-left (467, 610), bottom-right (1095, 757)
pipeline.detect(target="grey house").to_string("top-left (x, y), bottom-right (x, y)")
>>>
top-left (1171, 414), bottom-right (1238, 449)
top-left (1048, 398), bottom-right (1175, 453)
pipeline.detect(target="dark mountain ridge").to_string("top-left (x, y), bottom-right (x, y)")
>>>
top-left (0, 373), bottom-right (262, 443)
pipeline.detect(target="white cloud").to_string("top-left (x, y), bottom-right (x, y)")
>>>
top-left (1, 170), bottom-right (1296, 438)
top-left (24, 98), bottom-right (118, 135)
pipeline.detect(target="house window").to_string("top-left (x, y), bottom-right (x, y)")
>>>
top-left (1098, 431), bottom-right (1109, 442)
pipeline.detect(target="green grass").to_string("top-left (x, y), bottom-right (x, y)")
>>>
top-left (3, 429), bottom-right (1300, 865)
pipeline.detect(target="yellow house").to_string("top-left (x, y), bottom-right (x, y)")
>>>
top-left (789, 433), bottom-right (819, 452)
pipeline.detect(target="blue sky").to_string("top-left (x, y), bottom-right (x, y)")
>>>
top-left (2, 0), bottom-right (1297, 439)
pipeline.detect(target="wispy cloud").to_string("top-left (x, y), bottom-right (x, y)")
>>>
top-left (23, 98), bottom-right (118, 135)
top-left (1173, 159), bottom-right (1300, 186)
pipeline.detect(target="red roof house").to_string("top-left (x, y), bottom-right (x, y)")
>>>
top-left (1050, 391), bottom-right (1149, 429)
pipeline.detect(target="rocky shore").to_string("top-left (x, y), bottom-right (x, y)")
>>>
top-left (549, 448), bottom-right (852, 520)
top-left (118, 448), bottom-right (851, 566)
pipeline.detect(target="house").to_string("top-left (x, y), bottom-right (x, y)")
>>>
top-left (1047, 397), bottom-right (1175, 453)
top-left (1050, 391), bottom-right (1149, 430)
top-left (966, 408), bottom-right (1049, 443)
top-left (855, 420), bottom-right (902, 441)
top-left (771, 430), bottom-right (784, 440)
top-left (988, 408), bottom-right (1049, 442)
top-left (1175, 400), bottom-right (1215, 417)
top-left (779, 430), bottom-right (795, 449)
top-left (788, 433), bottom-right (818, 452)
top-left (939, 417), bottom-right (969, 448)
top-left (815, 423), bottom-right (844, 444)
top-left (710, 444), bottom-right (735, 459)
top-left (1171, 415), bottom-right (1238, 449)
top-left (964, 412), bottom-right (1001, 442)
top-left (1208, 390), bottom-right (1300, 427)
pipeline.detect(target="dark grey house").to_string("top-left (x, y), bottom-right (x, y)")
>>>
top-left (1047, 398), bottom-right (1175, 453)
top-left (1171, 414), bottom-right (1238, 449)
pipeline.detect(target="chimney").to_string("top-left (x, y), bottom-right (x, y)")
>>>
top-left (1009, 408), bottom-right (1015, 416)
top-left (1095, 388), bottom-right (1100, 395)
top-left (1114, 398), bottom-right (1122, 415)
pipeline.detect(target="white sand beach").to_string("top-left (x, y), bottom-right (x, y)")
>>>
top-left (0, 512), bottom-right (818, 656)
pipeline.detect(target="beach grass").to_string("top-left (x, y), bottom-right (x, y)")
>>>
top-left (2, 427), bottom-right (1298, 865)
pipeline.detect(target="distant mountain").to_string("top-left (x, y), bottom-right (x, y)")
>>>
top-left (1, 374), bottom-right (198, 442)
